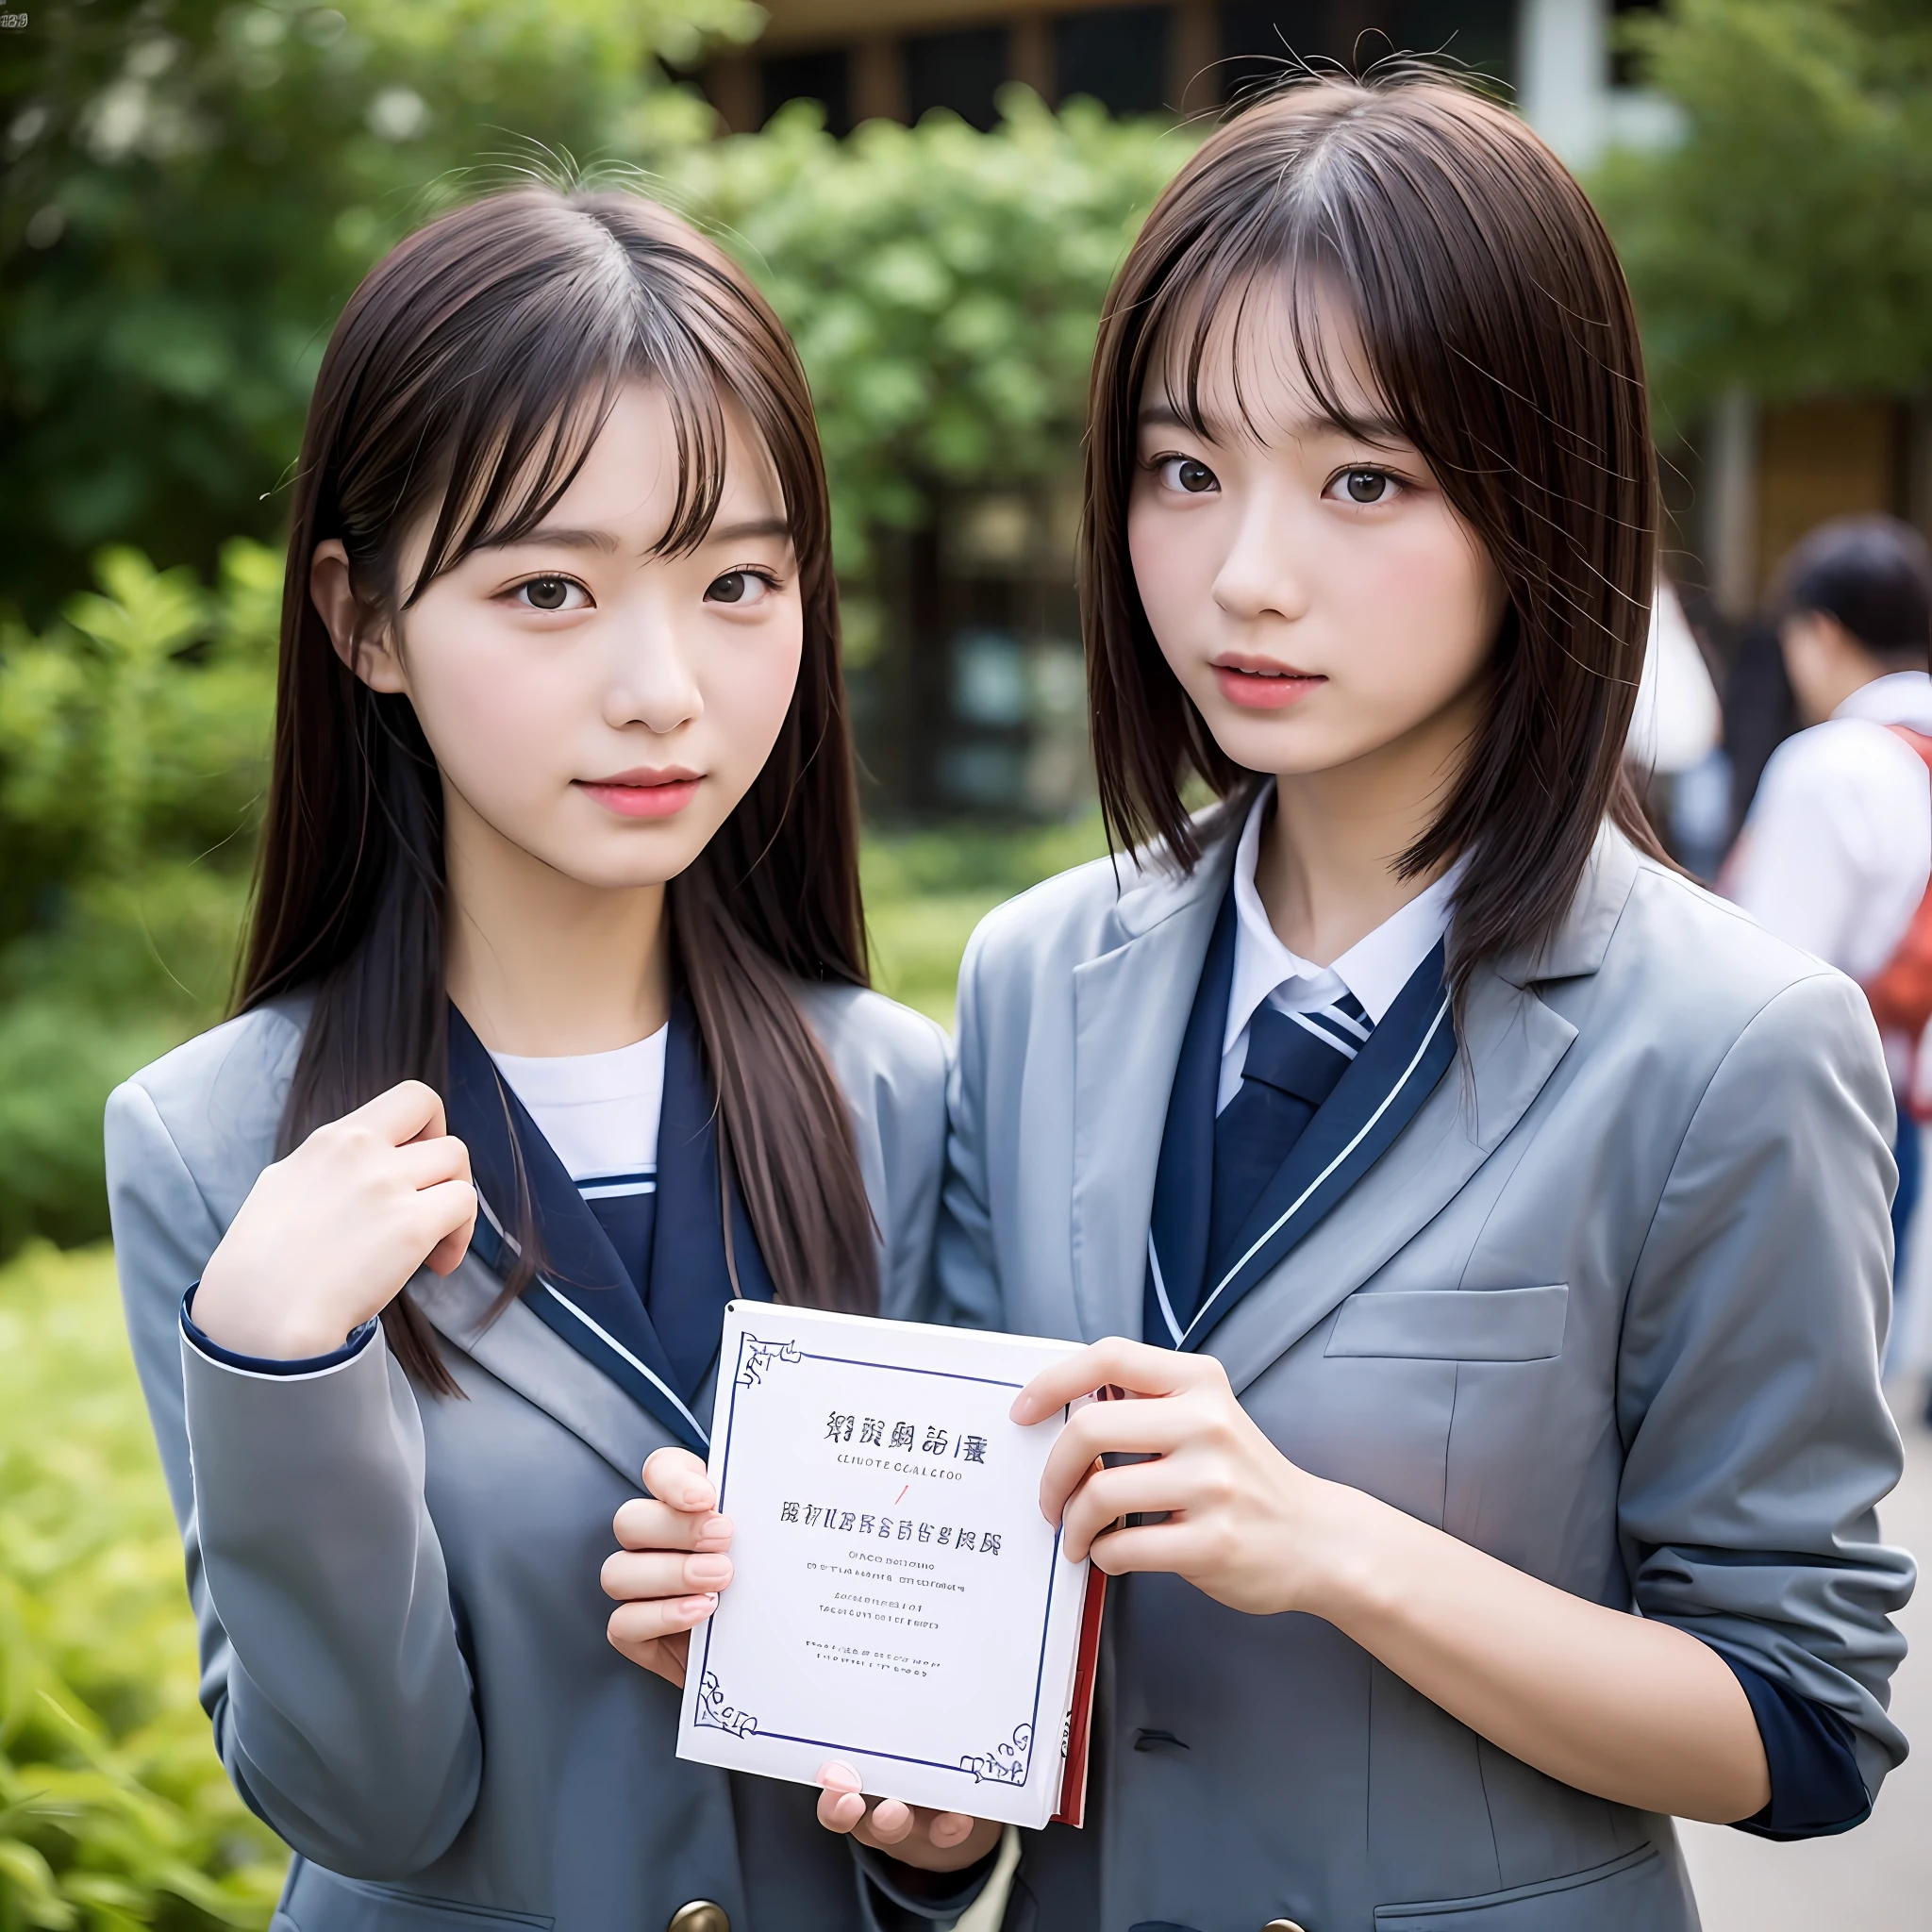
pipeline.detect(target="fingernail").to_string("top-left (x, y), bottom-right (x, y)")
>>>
top-left (700, 1515), bottom-right (731, 1541)
top-left (680, 1593), bottom-right (718, 1619)
top-left (687, 1555), bottom-right (731, 1585)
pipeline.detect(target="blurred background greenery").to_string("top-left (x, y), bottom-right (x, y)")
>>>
top-left (4, 0), bottom-right (1932, 1922)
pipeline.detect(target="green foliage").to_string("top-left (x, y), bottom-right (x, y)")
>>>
top-left (862, 815), bottom-right (1109, 1023)
top-left (1595, 0), bottom-right (1932, 426)
top-left (2, 0), bottom-right (759, 618)
top-left (0, 545), bottom-right (274, 1257)
top-left (0, 1241), bottom-right (288, 1928)
top-left (675, 91), bottom-right (1190, 568)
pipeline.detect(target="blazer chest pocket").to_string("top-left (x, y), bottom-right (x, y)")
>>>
top-left (1325, 1285), bottom-right (1568, 1362)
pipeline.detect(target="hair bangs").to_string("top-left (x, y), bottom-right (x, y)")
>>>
top-left (394, 276), bottom-right (740, 607)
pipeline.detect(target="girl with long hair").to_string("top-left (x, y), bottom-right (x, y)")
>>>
top-left (106, 187), bottom-right (995, 1932)
top-left (926, 77), bottom-right (1908, 1928)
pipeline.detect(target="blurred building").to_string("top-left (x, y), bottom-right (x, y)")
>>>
top-left (703, 1), bottom-right (1668, 156)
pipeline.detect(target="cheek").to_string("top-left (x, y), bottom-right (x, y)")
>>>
top-left (1128, 500), bottom-right (1214, 650)
top-left (1348, 517), bottom-right (1501, 697)
top-left (695, 609), bottom-right (805, 785)
top-left (403, 621), bottom-right (575, 799)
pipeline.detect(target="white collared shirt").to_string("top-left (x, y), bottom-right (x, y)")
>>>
top-left (1220, 785), bottom-right (1461, 1112)
top-left (1729, 671), bottom-right (1932, 986)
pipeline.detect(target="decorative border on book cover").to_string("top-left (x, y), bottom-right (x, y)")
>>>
top-left (694, 1329), bottom-right (1067, 1790)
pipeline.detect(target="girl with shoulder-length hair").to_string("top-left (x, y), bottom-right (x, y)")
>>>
top-left (106, 185), bottom-right (999, 1931)
top-left (913, 75), bottom-right (1911, 1930)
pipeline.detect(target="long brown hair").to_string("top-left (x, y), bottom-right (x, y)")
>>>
top-left (1084, 76), bottom-right (1666, 992)
top-left (238, 187), bottom-right (875, 1391)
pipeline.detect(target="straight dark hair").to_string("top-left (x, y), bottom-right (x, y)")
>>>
top-left (237, 186), bottom-right (875, 1393)
top-left (1084, 76), bottom-right (1667, 992)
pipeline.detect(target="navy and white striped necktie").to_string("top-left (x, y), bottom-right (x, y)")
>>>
top-left (1206, 991), bottom-right (1373, 1278)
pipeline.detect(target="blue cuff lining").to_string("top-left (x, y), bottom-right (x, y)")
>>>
top-left (1710, 1647), bottom-right (1871, 1840)
top-left (180, 1283), bottom-right (378, 1377)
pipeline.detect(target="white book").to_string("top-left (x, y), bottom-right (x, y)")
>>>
top-left (675, 1303), bottom-right (1103, 1830)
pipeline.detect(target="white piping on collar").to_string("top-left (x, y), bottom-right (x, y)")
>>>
top-left (471, 1188), bottom-right (711, 1446)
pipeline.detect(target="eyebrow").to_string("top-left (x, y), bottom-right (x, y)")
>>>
top-left (705, 517), bottom-right (792, 544)
top-left (1136, 402), bottom-right (1412, 448)
top-left (481, 516), bottom-right (792, 554)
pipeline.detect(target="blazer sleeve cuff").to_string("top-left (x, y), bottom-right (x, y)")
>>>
top-left (1708, 1645), bottom-right (1873, 1840)
top-left (852, 1832), bottom-right (1005, 1927)
top-left (181, 1284), bottom-right (378, 1380)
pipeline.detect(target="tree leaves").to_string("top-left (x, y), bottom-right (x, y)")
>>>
top-left (1594, 0), bottom-right (1932, 427)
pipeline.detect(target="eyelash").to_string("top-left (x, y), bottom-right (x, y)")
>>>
top-left (500, 566), bottom-right (786, 612)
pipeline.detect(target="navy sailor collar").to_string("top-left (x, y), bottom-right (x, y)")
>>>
top-left (446, 998), bottom-right (774, 1453)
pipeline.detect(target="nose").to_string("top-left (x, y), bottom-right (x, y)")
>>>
top-left (1211, 489), bottom-right (1309, 627)
top-left (602, 593), bottom-right (703, 735)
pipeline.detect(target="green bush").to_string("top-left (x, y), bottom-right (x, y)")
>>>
top-left (0, 547), bottom-right (272, 1259)
top-left (0, 1241), bottom-right (288, 1929)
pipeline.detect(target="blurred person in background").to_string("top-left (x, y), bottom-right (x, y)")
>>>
top-left (1626, 578), bottom-right (1725, 876)
top-left (1725, 514), bottom-right (1932, 1374)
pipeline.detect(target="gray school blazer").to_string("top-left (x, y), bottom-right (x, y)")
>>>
top-left (106, 982), bottom-right (961, 1932)
top-left (937, 821), bottom-right (1914, 1932)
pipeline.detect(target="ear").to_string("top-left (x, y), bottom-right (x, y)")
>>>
top-left (310, 540), bottom-right (409, 695)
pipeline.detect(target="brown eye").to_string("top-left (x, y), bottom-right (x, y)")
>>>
top-left (705, 570), bottom-right (773, 608)
top-left (1175, 458), bottom-right (1216, 493)
top-left (523, 576), bottom-right (573, 609)
top-left (1344, 470), bottom-right (1389, 503)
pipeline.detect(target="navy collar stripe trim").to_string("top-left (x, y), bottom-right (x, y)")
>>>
top-left (1181, 991), bottom-right (1452, 1349)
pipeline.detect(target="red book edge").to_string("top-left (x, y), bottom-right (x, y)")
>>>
top-left (1050, 1381), bottom-right (1122, 1830)
top-left (1049, 1563), bottom-right (1106, 1827)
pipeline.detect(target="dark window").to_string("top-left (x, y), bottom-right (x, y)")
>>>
top-left (761, 47), bottom-right (852, 134)
top-left (1217, 2), bottom-right (1332, 106)
top-left (905, 26), bottom-right (1009, 129)
top-left (1610, 0), bottom-right (1662, 90)
top-left (1057, 5), bottom-right (1173, 116)
top-left (1391, 0), bottom-right (1514, 87)
top-left (1218, 3), bottom-right (1513, 105)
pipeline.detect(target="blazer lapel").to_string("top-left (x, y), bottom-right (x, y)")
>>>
top-left (408, 1252), bottom-right (678, 1486)
top-left (1200, 827), bottom-right (1645, 1394)
top-left (1069, 835), bottom-right (1240, 1341)
top-left (446, 1008), bottom-right (709, 1454)
top-left (1180, 941), bottom-right (1456, 1349)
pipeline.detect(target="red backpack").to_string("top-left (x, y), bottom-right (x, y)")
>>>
top-left (1862, 726), bottom-right (1932, 1105)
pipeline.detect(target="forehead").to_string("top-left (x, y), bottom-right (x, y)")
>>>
top-left (1142, 269), bottom-right (1392, 446)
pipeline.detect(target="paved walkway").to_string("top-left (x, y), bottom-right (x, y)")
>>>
top-left (1679, 1394), bottom-right (1930, 1927)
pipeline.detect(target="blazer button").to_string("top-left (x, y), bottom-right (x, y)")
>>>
top-left (1260, 1922), bottom-right (1308, 1932)
top-left (668, 1905), bottom-right (729, 1932)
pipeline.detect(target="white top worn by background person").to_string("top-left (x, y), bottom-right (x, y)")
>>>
top-left (1727, 670), bottom-right (1932, 989)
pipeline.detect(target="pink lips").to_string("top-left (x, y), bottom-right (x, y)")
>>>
top-left (575, 768), bottom-right (703, 819)
top-left (1211, 658), bottom-right (1325, 711)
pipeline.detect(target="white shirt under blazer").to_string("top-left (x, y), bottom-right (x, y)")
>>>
top-left (937, 807), bottom-right (1912, 1932)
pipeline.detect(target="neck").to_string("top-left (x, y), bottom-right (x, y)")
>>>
top-left (442, 790), bottom-right (672, 1058)
top-left (1256, 696), bottom-right (1475, 967)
